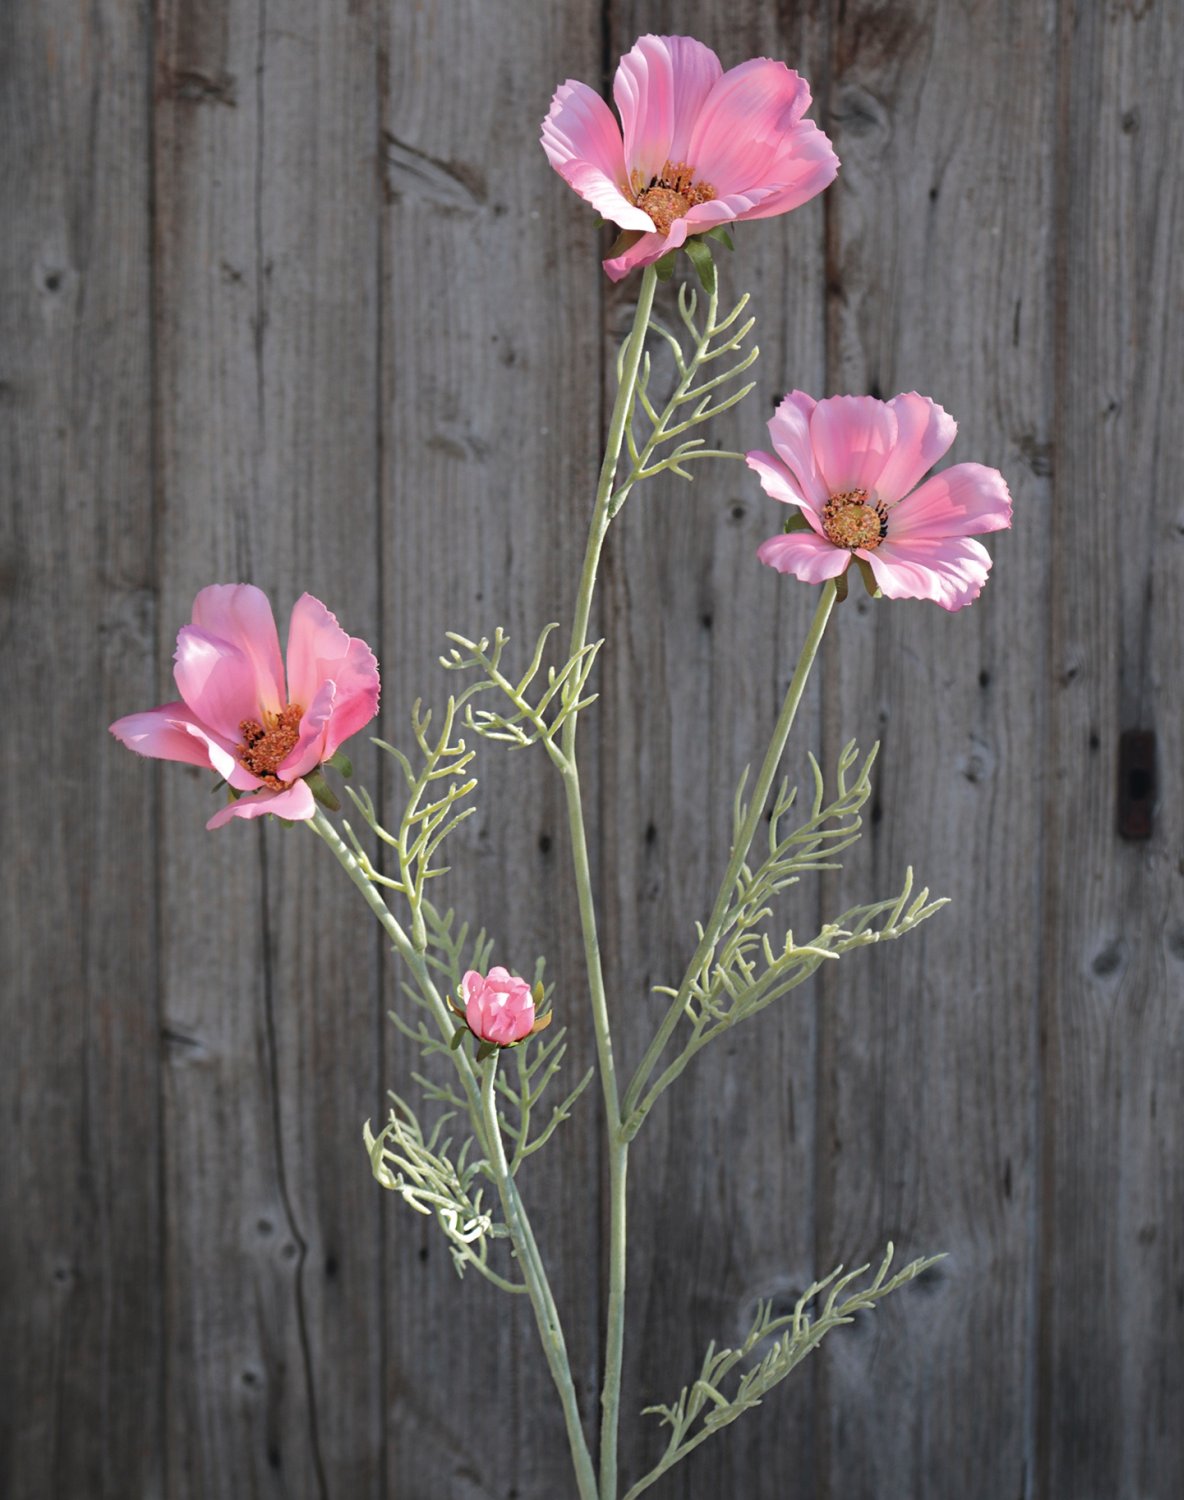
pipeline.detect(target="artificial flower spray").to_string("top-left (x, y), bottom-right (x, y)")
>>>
top-left (112, 34), bottom-right (1010, 1500)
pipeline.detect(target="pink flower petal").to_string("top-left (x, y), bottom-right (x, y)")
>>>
top-left (869, 393), bottom-right (958, 504)
top-left (173, 625), bottom-right (267, 745)
top-left (602, 223), bottom-right (689, 281)
top-left (757, 530), bottom-right (851, 583)
top-left (864, 535), bottom-right (993, 611)
top-left (614, 35), bottom-right (723, 184)
top-left (809, 395), bottom-right (898, 495)
top-left (687, 59), bottom-right (813, 196)
top-left (284, 593), bottom-right (380, 769)
top-left (746, 449), bottom-right (813, 511)
top-left (888, 462), bottom-right (1013, 539)
top-left (541, 80), bottom-right (653, 230)
top-left (206, 778), bottom-right (317, 831)
top-left (109, 701), bottom-right (239, 781)
top-left (765, 391), bottom-right (828, 510)
top-left (189, 584), bottom-right (284, 717)
top-left (726, 120), bottom-right (838, 219)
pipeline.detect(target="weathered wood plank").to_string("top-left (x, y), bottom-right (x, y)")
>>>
top-left (154, 1), bottom-right (383, 1493)
top-left (816, 2), bottom-right (1056, 1495)
top-left (0, 2), bottom-right (161, 1496)
top-left (1040, 1), bottom-right (1184, 1494)
top-left (381, 3), bottom-right (605, 1493)
top-left (603, 7), bottom-right (830, 1496)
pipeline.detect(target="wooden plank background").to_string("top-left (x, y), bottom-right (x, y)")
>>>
top-left (2, 1), bottom-right (1181, 1497)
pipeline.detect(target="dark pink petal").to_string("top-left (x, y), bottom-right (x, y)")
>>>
top-left (863, 534), bottom-right (993, 611)
top-left (285, 593), bottom-right (351, 709)
top-left (541, 80), bottom-right (653, 230)
top-left (189, 584), bottom-right (285, 716)
top-left (279, 678), bottom-right (336, 783)
top-left (727, 120), bottom-right (839, 219)
top-left (757, 530), bottom-right (851, 583)
top-left (871, 393), bottom-right (958, 504)
top-left (602, 223), bottom-right (689, 281)
top-left (322, 636), bottom-right (381, 759)
top-left (888, 462), bottom-right (1013, 539)
top-left (688, 59), bottom-right (813, 196)
top-left (614, 34), bottom-right (722, 183)
top-left (173, 625), bottom-right (267, 745)
top-left (809, 395), bottom-right (898, 495)
top-left (109, 701), bottom-right (238, 780)
top-left (765, 391), bottom-right (828, 510)
top-left (206, 778), bottom-right (317, 831)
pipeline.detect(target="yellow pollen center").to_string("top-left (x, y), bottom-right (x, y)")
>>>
top-left (821, 489), bottom-right (888, 551)
top-left (237, 703), bottom-right (304, 789)
top-left (631, 160), bottom-right (716, 234)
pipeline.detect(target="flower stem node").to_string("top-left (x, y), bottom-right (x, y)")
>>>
top-left (446, 967), bottom-right (554, 1051)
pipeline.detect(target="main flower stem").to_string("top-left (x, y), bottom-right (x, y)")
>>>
top-left (308, 810), bottom-right (598, 1500)
top-left (622, 577), bottom-right (839, 1130)
top-left (559, 263), bottom-right (657, 1500)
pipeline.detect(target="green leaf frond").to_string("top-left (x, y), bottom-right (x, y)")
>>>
top-left (611, 279), bottom-right (758, 511)
top-left (494, 1025), bottom-right (595, 1176)
top-left (627, 743), bottom-right (948, 1132)
top-left (440, 622), bottom-right (602, 770)
top-left (363, 1094), bottom-right (526, 1294)
top-left (623, 1245), bottom-right (943, 1499)
top-left (338, 698), bottom-right (478, 950)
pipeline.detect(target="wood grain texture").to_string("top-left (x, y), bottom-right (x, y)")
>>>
top-left (154, 0), bottom-right (383, 1494)
top-left (0, 2), bottom-right (161, 1497)
top-left (381, 3), bottom-right (605, 1494)
top-left (1040, 2), bottom-right (1184, 1495)
top-left (816, 2), bottom-right (1056, 1496)
top-left (603, 7), bottom-right (829, 1497)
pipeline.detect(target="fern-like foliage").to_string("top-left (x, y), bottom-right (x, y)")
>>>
top-left (623, 1245), bottom-right (942, 1499)
top-left (441, 622), bottom-right (601, 768)
top-left (611, 280), bottom-right (758, 512)
top-left (364, 1094), bottom-right (525, 1292)
top-left (627, 743), bottom-right (947, 1132)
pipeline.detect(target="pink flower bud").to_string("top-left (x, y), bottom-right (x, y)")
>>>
top-left (461, 967), bottom-right (536, 1046)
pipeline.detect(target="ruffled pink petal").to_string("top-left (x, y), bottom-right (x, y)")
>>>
top-left (809, 395), bottom-right (898, 495)
top-left (109, 701), bottom-right (238, 780)
top-left (206, 778), bottom-right (316, 831)
top-left (746, 449), bottom-right (811, 509)
top-left (887, 462), bottom-right (1013, 539)
top-left (687, 59), bottom-right (813, 195)
top-left (680, 185), bottom-right (784, 230)
top-left (765, 391), bottom-right (828, 510)
top-left (757, 530), bottom-right (852, 583)
top-left (614, 34), bottom-right (723, 184)
top-left (278, 677), bottom-right (336, 782)
top-left (871, 393), bottom-right (958, 504)
top-left (602, 223), bottom-right (689, 281)
top-left (189, 584), bottom-right (284, 717)
top-left (729, 121), bottom-right (839, 219)
top-left (285, 594), bottom-right (349, 709)
top-left (322, 637), bottom-right (381, 759)
top-left (863, 535), bottom-right (993, 611)
top-left (541, 80), bottom-right (653, 230)
top-left (173, 625), bottom-right (267, 745)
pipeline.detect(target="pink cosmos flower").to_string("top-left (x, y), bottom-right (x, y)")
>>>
top-left (750, 392), bottom-right (1012, 611)
top-left (460, 967), bottom-right (540, 1047)
top-left (541, 33), bottom-right (839, 281)
top-left (109, 584), bottom-right (380, 829)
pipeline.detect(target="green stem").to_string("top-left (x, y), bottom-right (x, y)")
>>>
top-left (481, 1059), bottom-right (601, 1500)
top-left (308, 810), bottom-right (598, 1500)
top-left (558, 264), bottom-right (657, 1500)
top-left (622, 578), bottom-right (838, 1131)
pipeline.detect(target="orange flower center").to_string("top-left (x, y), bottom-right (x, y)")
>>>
top-left (237, 704), bottom-right (304, 789)
top-left (820, 489), bottom-right (888, 551)
top-left (631, 161), bottom-right (716, 233)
